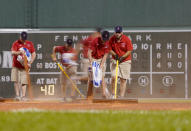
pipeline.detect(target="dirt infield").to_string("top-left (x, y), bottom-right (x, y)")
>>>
top-left (1, 99), bottom-right (191, 111)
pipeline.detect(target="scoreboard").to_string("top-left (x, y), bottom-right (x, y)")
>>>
top-left (0, 30), bottom-right (190, 99)
top-left (130, 32), bottom-right (188, 98)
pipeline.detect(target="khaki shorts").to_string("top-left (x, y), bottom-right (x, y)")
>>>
top-left (88, 58), bottom-right (106, 81)
top-left (110, 59), bottom-right (131, 79)
top-left (60, 66), bottom-right (77, 85)
top-left (11, 67), bottom-right (28, 84)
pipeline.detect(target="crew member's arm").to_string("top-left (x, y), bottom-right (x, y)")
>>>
top-left (87, 49), bottom-right (93, 64)
top-left (110, 50), bottom-right (116, 57)
top-left (30, 52), bottom-right (36, 64)
top-left (100, 53), bottom-right (108, 69)
top-left (11, 50), bottom-right (22, 55)
top-left (52, 46), bottom-right (57, 61)
top-left (121, 50), bottom-right (132, 59)
top-left (76, 42), bottom-right (82, 56)
top-left (110, 50), bottom-right (120, 61)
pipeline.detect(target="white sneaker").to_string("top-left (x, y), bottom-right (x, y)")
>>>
top-left (15, 96), bottom-right (21, 101)
top-left (65, 98), bottom-right (73, 102)
top-left (110, 95), bottom-right (115, 99)
top-left (21, 96), bottom-right (28, 101)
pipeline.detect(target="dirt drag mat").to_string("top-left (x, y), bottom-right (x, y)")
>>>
top-left (1, 99), bottom-right (191, 111)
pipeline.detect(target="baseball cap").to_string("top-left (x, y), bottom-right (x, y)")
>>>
top-left (66, 39), bottom-right (73, 46)
top-left (114, 26), bottom-right (123, 33)
top-left (101, 30), bottom-right (110, 41)
top-left (20, 31), bottom-right (27, 40)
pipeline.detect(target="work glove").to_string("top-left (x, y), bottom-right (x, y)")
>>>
top-left (119, 56), bottom-right (125, 63)
top-left (114, 54), bottom-right (120, 61)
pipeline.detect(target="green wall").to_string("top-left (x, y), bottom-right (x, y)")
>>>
top-left (0, 0), bottom-right (191, 28)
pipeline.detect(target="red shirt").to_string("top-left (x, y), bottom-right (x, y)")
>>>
top-left (90, 37), bottom-right (110, 59)
top-left (81, 36), bottom-right (94, 58)
top-left (11, 40), bottom-right (35, 69)
top-left (55, 46), bottom-right (77, 67)
top-left (109, 34), bottom-right (133, 62)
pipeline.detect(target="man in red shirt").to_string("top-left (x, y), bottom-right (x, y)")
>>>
top-left (77, 28), bottom-right (101, 82)
top-left (109, 26), bottom-right (133, 98)
top-left (52, 39), bottom-right (78, 101)
top-left (11, 31), bottom-right (36, 101)
top-left (87, 30), bottom-right (110, 99)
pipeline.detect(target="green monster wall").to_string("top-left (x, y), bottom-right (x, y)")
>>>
top-left (0, 0), bottom-right (191, 28)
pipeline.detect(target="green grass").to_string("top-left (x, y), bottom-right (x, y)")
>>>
top-left (0, 110), bottom-right (191, 131)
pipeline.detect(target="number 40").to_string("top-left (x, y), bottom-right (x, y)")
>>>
top-left (41, 85), bottom-right (55, 95)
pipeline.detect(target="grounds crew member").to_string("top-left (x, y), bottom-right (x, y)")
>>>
top-left (52, 39), bottom-right (78, 101)
top-left (77, 27), bottom-right (101, 82)
top-left (87, 30), bottom-right (110, 99)
top-left (11, 31), bottom-right (36, 101)
top-left (109, 26), bottom-right (133, 98)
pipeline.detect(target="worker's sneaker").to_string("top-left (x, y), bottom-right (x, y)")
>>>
top-left (21, 96), bottom-right (28, 101)
top-left (15, 96), bottom-right (21, 101)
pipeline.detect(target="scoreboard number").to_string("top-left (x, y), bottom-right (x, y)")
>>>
top-left (40, 85), bottom-right (55, 95)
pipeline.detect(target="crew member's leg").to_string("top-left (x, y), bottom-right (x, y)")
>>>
top-left (111, 77), bottom-right (116, 96)
top-left (87, 66), bottom-right (93, 99)
top-left (79, 58), bottom-right (89, 82)
top-left (118, 60), bottom-right (131, 98)
top-left (61, 72), bottom-right (67, 99)
top-left (67, 66), bottom-right (77, 98)
top-left (11, 67), bottom-right (21, 100)
top-left (100, 62), bottom-right (110, 98)
top-left (20, 69), bottom-right (28, 100)
top-left (120, 78), bottom-right (127, 97)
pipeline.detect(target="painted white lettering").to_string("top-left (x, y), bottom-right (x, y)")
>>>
top-left (36, 53), bottom-right (43, 59)
top-left (82, 35), bottom-right (89, 40)
top-left (2, 51), bottom-right (12, 68)
top-left (167, 43), bottom-right (172, 50)
top-left (157, 53), bottom-right (161, 59)
top-left (64, 36), bottom-right (69, 41)
top-left (167, 52), bottom-right (172, 59)
top-left (146, 34), bottom-right (151, 41)
top-left (167, 62), bottom-right (172, 68)
top-left (55, 35), bottom-right (60, 42)
top-left (133, 44), bottom-right (137, 50)
top-left (37, 44), bottom-right (42, 50)
top-left (177, 52), bottom-right (182, 58)
top-left (45, 62), bottom-right (57, 69)
top-left (36, 78), bottom-right (45, 84)
top-left (73, 35), bottom-right (78, 41)
top-left (141, 43), bottom-right (149, 50)
top-left (177, 43), bottom-right (182, 49)
top-left (136, 35), bottom-right (142, 41)
top-left (177, 62), bottom-right (182, 69)
top-left (46, 78), bottom-right (58, 84)
top-left (133, 53), bottom-right (137, 60)
top-left (156, 43), bottom-right (161, 50)
top-left (156, 62), bottom-right (161, 68)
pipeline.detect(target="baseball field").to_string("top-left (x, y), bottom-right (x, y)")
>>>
top-left (0, 99), bottom-right (191, 131)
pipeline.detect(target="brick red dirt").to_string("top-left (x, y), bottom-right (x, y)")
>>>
top-left (1, 100), bottom-right (191, 111)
